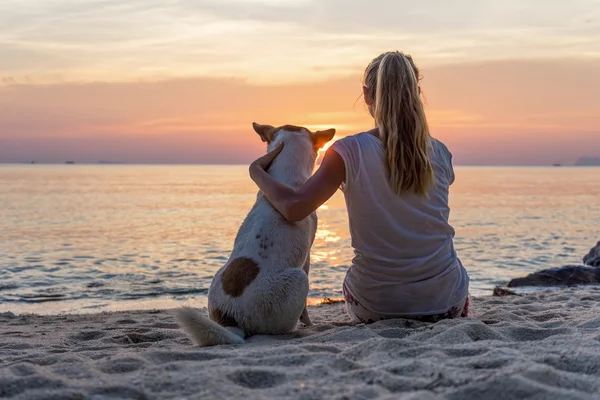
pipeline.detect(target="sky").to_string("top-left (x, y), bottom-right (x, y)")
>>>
top-left (1, 0), bottom-right (599, 165)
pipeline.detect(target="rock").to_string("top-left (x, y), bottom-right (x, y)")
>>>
top-left (507, 265), bottom-right (600, 287)
top-left (583, 241), bottom-right (600, 267)
top-left (505, 241), bottom-right (600, 288)
top-left (493, 286), bottom-right (521, 296)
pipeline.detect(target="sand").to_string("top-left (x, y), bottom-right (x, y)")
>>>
top-left (1, 288), bottom-right (600, 400)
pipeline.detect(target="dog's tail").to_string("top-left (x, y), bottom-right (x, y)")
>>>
top-left (172, 307), bottom-right (245, 347)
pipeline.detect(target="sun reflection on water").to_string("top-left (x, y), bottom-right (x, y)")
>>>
top-left (306, 297), bottom-right (345, 306)
top-left (316, 228), bottom-right (340, 243)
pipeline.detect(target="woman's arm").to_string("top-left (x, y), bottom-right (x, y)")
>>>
top-left (249, 145), bottom-right (345, 222)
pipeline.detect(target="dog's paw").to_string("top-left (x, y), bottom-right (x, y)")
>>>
top-left (299, 307), bottom-right (312, 327)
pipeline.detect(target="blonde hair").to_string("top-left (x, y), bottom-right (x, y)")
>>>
top-left (364, 51), bottom-right (434, 196)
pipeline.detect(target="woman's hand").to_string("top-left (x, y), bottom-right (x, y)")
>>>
top-left (248, 144), bottom-right (345, 222)
top-left (250, 142), bottom-right (284, 179)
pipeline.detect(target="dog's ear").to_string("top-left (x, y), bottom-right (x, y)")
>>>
top-left (312, 128), bottom-right (336, 150)
top-left (252, 122), bottom-right (276, 143)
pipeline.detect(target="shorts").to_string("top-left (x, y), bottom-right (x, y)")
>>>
top-left (342, 281), bottom-right (470, 324)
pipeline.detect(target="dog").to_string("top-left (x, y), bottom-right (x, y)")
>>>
top-left (173, 122), bottom-right (336, 346)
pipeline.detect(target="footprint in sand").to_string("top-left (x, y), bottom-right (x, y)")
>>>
top-left (227, 369), bottom-right (287, 389)
top-left (69, 330), bottom-right (105, 341)
top-left (98, 357), bottom-right (147, 374)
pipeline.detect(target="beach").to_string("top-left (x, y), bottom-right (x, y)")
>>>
top-left (2, 287), bottom-right (599, 399)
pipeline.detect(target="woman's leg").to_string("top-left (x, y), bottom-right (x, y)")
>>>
top-left (342, 281), bottom-right (387, 324)
top-left (460, 296), bottom-right (470, 317)
top-left (407, 296), bottom-right (470, 323)
top-left (343, 281), bottom-right (470, 324)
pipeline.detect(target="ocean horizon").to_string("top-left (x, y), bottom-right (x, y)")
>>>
top-left (2, 162), bottom-right (598, 167)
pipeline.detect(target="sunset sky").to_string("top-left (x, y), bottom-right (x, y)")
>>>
top-left (1, 0), bottom-right (599, 165)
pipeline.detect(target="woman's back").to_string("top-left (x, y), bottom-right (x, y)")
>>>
top-left (249, 50), bottom-right (470, 322)
top-left (331, 132), bottom-right (469, 316)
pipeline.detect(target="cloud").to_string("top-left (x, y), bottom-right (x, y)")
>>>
top-left (1, 77), bottom-right (17, 85)
top-left (1, 0), bottom-right (598, 84)
top-left (1, 58), bottom-right (599, 165)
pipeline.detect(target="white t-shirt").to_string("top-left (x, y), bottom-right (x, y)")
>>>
top-left (330, 132), bottom-right (469, 316)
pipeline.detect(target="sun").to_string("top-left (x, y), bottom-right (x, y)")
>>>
top-left (314, 136), bottom-right (338, 168)
top-left (317, 135), bottom-right (337, 154)
top-left (319, 140), bottom-right (333, 153)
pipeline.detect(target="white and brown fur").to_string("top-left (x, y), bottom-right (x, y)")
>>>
top-left (173, 122), bottom-right (335, 346)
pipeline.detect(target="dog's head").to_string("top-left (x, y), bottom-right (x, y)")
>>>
top-left (252, 122), bottom-right (335, 153)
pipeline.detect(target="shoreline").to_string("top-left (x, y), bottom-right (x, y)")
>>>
top-left (0, 296), bottom-right (347, 317)
top-left (1, 287), bottom-right (599, 399)
top-left (0, 286), bottom-right (569, 317)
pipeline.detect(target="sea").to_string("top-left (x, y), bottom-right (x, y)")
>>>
top-left (1, 164), bottom-right (599, 315)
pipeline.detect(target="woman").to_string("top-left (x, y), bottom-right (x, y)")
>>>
top-left (249, 51), bottom-right (470, 323)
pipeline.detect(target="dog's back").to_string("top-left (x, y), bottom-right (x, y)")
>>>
top-left (206, 194), bottom-right (317, 334)
top-left (175, 123), bottom-right (335, 346)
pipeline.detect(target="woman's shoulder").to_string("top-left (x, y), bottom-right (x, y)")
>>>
top-left (329, 130), bottom-right (378, 167)
top-left (430, 136), bottom-right (453, 158)
top-left (430, 136), bottom-right (456, 184)
top-left (332, 130), bottom-right (378, 148)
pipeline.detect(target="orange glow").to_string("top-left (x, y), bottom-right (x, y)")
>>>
top-left (316, 228), bottom-right (341, 243)
top-left (306, 298), bottom-right (345, 306)
top-left (319, 137), bottom-right (337, 153)
top-left (1, 59), bottom-right (600, 165)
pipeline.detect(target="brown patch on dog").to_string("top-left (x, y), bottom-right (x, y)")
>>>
top-left (221, 257), bottom-right (260, 297)
top-left (253, 122), bottom-right (311, 143)
top-left (252, 123), bottom-right (278, 143)
top-left (311, 128), bottom-right (336, 150)
top-left (209, 307), bottom-right (238, 327)
top-left (275, 124), bottom-right (308, 133)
